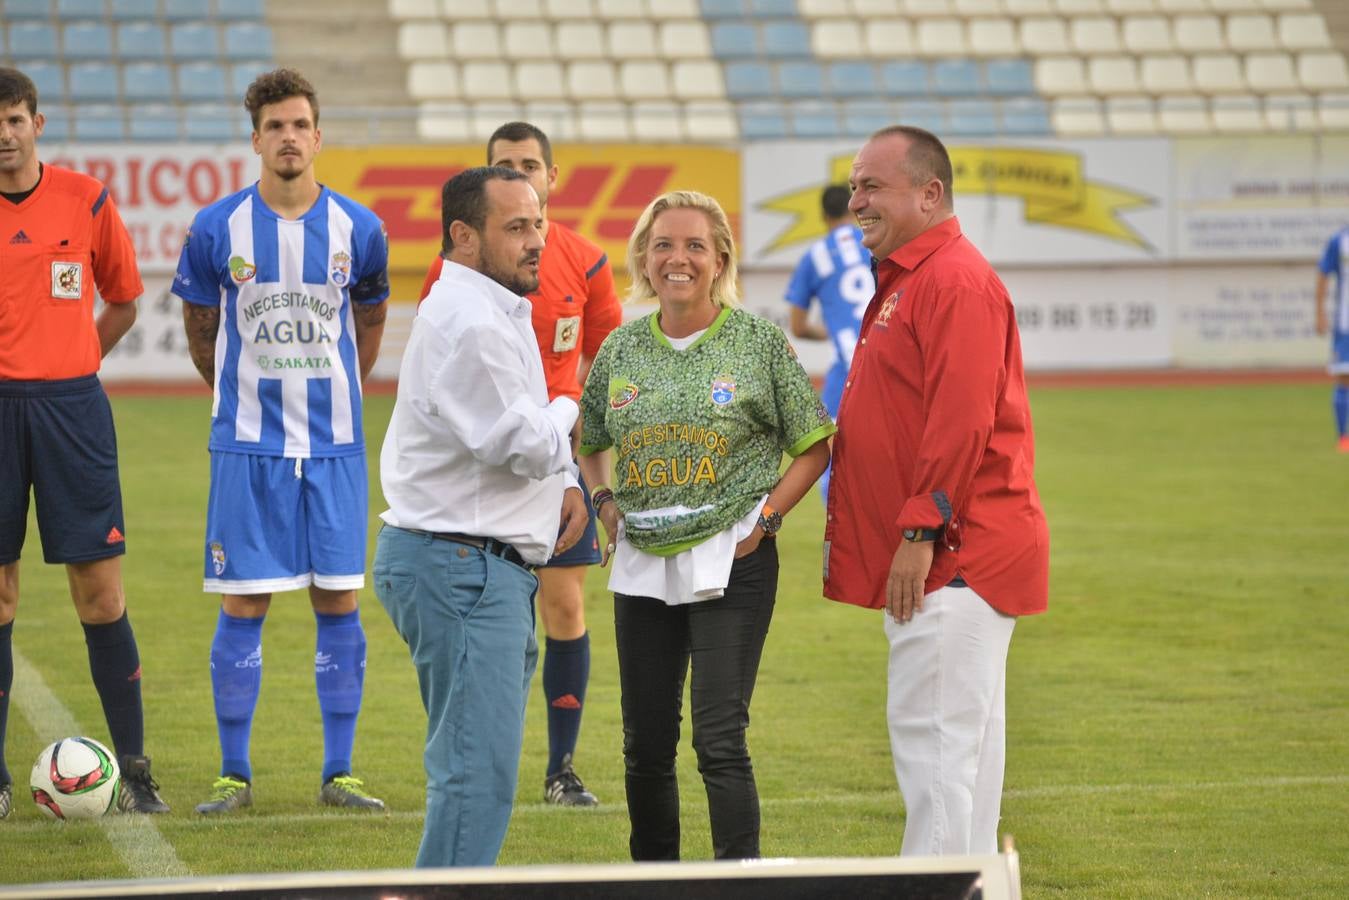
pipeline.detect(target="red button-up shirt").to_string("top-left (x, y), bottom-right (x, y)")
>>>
top-left (823, 217), bottom-right (1048, 617)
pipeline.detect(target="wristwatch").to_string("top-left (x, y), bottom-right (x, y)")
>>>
top-left (902, 527), bottom-right (943, 542)
top-left (758, 505), bottom-right (783, 537)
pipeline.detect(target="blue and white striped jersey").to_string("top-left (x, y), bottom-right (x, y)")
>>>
top-left (172, 184), bottom-right (389, 458)
top-left (1320, 227), bottom-right (1349, 335)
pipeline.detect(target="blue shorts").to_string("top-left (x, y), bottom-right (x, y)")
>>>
top-left (0, 375), bottom-right (126, 566)
top-left (1331, 331), bottom-right (1349, 374)
top-left (543, 466), bottom-right (602, 568)
top-left (204, 451), bottom-right (367, 594)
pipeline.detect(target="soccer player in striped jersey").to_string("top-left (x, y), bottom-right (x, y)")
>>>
top-left (1315, 225), bottom-right (1349, 452)
top-left (782, 184), bottom-right (874, 498)
top-left (173, 69), bottom-right (390, 815)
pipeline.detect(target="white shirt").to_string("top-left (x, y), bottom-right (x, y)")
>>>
top-left (379, 259), bottom-right (578, 564)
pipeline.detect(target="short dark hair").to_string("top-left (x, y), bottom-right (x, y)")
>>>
top-left (871, 125), bottom-right (954, 208)
top-left (440, 166), bottom-right (530, 254)
top-left (244, 68), bottom-right (319, 130)
top-left (821, 184), bottom-right (851, 220)
top-left (486, 121), bottom-right (552, 169)
top-left (0, 67), bottom-right (38, 116)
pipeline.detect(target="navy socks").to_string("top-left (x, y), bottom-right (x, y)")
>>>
top-left (82, 612), bottom-right (144, 759)
top-left (544, 632), bottom-right (590, 776)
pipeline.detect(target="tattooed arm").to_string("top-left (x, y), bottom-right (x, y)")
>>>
top-left (353, 300), bottom-right (388, 382)
top-left (182, 301), bottom-right (220, 388)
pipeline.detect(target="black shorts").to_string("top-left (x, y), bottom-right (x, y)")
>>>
top-left (543, 465), bottom-right (602, 568)
top-left (0, 375), bottom-right (126, 566)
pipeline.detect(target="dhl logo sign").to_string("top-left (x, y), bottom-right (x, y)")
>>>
top-left (319, 146), bottom-right (740, 273)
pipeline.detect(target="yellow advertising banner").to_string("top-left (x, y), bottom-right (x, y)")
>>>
top-left (317, 145), bottom-right (741, 278)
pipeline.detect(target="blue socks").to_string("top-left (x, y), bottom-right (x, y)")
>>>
top-left (0, 620), bottom-right (11, 787)
top-left (1334, 385), bottom-right (1348, 437)
top-left (544, 632), bottom-right (590, 776)
top-left (83, 612), bottom-right (144, 759)
top-left (210, 610), bottom-right (264, 782)
top-left (314, 609), bottom-right (366, 783)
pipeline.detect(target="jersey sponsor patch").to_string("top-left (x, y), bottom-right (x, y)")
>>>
top-left (51, 262), bottom-right (83, 299)
top-left (330, 250), bottom-right (351, 286)
top-left (710, 373), bottom-right (737, 406)
top-left (229, 255), bottom-right (257, 283)
top-left (553, 315), bottom-right (581, 352)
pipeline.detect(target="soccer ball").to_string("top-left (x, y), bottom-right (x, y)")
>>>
top-left (30, 737), bottom-right (121, 820)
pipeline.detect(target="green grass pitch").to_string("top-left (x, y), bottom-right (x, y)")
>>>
top-left (1, 384), bottom-right (1346, 896)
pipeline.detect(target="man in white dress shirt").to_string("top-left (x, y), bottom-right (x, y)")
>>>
top-left (373, 166), bottom-right (588, 868)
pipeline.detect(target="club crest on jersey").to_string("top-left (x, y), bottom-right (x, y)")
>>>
top-left (876, 291), bottom-right (902, 326)
top-left (330, 251), bottom-right (351, 286)
top-left (209, 542), bottom-right (226, 576)
top-left (51, 262), bottom-right (82, 299)
top-left (710, 374), bottom-right (737, 406)
top-left (229, 255), bottom-right (256, 283)
top-left (609, 377), bottom-right (640, 410)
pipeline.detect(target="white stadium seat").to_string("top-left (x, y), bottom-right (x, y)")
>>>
top-left (1123, 16), bottom-right (1173, 53)
top-left (555, 22), bottom-right (607, 59)
top-left (1193, 54), bottom-right (1247, 93)
top-left (1071, 17), bottom-right (1123, 53)
top-left (1055, 0), bottom-right (1104, 12)
top-left (1260, 0), bottom-right (1312, 9)
top-left (1262, 92), bottom-right (1315, 130)
top-left (631, 100), bottom-right (684, 140)
top-left (684, 100), bottom-right (738, 140)
top-left (544, 0), bottom-right (595, 18)
top-left (799, 0), bottom-right (843, 16)
top-left (608, 21), bottom-right (659, 60)
top-left (671, 60), bottom-right (726, 99)
top-left (1208, 0), bottom-right (1260, 10)
top-left (397, 22), bottom-right (448, 60)
top-left (954, 0), bottom-right (1004, 15)
top-left (407, 61), bottom-right (459, 100)
top-left (1277, 14), bottom-right (1331, 51)
top-left (491, 0), bottom-right (543, 17)
top-left (1157, 95), bottom-right (1211, 132)
top-left (1051, 96), bottom-right (1105, 135)
top-left (1004, 0), bottom-right (1052, 12)
top-left (619, 60), bottom-right (672, 99)
top-left (1211, 95), bottom-right (1264, 131)
top-left (1089, 56), bottom-right (1142, 94)
top-left (1225, 14), bottom-right (1278, 52)
top-left (577, 102), bottom-right (632, 141)
top-left (389, 0), bottom-right (437, 19)
top-left (1298, 52), bottom-right (1349, 90)
top-left (902, 0), bottom-right (955, 15)
top-left (596, 0), bottom-right (645, 16)
top-left (1106, 95), bottom-right (1157, 133)
top-left (1140, 54), bottom-right (1194, 93)
top-left (915, 18), bottom-right (969, 56)
top-left (461, 61), bottom-right (514, 101)
top-left (1174, 16), bottom-right (1226, 52)
top-left (866, 19), bottom-right (917, 56)
top-left (417, 105), bottom-right (471, 142)
top-left (439, 0), bottom-right (490, 16)
top-left (1106, 0), bottom-right (1157, 11)
top-left (813, 19), bottom-right (867, 58)
top-left (969, 18), bottom-right (1020, 56)
top-left (1035, 56), bottom-right (1089, 94)
top-left (853, 0), bottom-right (903, 12)
top-left (1245, 52), bottom-right (1299, 92)
top-left (471, 102), bottom-right (523, 140)
top-left (647, 0), bottom-right (700, 18)
top-left (514, 61), bottom-right (567, 100)
top-left (451, 22), bottom-right (502, 60)
top-left (1020, 17), bottom-right (1071, 54)
top-left (1318, 92), bottom-right (1349, 129)
top-left (503, 22), bottom-right (555, 59)
top-left (659, 21), bottom-right (713, 58)
top-left (523, 101), bottom-right (579, 140)
top-left (1156, 0), bottom-right (1206, 9)
top-left (568, 61), bottom-right (619, 99)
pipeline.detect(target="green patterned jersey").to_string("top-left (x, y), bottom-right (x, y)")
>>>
top-left (580, 307), bottom-right (835, 555)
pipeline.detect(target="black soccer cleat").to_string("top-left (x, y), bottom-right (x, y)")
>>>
top-left (117, 755), bottom-right (170, 814)
top-left (544, 754), bottom-right (599, 807)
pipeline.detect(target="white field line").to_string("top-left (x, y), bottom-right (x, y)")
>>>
top-left (12, 647), bottom-right (191, 877)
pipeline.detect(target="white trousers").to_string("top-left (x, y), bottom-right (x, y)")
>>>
top-left (884, 585), bottom-right (1016, 856)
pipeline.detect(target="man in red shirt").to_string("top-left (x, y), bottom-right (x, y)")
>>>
top-left (419, 122), bottom-right (622, 807)
top-left (0, 67), bottom-right (168, 818)
top-left (824, 126), bottom-right (1049, 856)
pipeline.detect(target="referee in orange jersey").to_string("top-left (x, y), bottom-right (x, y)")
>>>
top-left (0, 67), bottom-right (168, 818)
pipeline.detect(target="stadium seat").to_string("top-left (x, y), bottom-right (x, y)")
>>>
top-left (751, 0), bottom-right (796, 14)
top-left (799, 0), bottom-right (843, 15)
top-left (1105, 95), bottom-right (1158, 133)
top-left (491, 0), bottom-right (543, 17)
top-left (895, 98), bottom-right (946, 132)
top-left (906, 0), bottom-right (955, 14)
top-left (504, 21), bottom-right (555, 59)
top-left (671, 60), bottom-right (726, 99)
top-left (3, 0), bottom-right (51, 18)
top-left (1019, 17), bottom-right (1070, 54)
top-left (1089, 56), bottom-right (1141, 94)
top-left (25, 62), bottom-right (66, 103)
top-left (222, 23), bottom-right (274, 61)
top-left (514, 61), bottom-right (565, 100)
top-left (1107, 0), bottom-right (1158, 8)
top-left (1263, 91), bottom-right (1314, 130)
top-left (711, 22), bottom-right (757, 58)
top-left (1141, 55), bottom-right (1194, 92)
top-left (567, 61), bottom-right (619, 99)
top-left (451, 22), bottom-right (502, 60)
top-left (1157, 0), bottom-right (1206, 8)
top-left (790, 101), bottom-right (841, 138)
top-left (1004, 0), bottom-right (1052, 12)
top-left (1174, 16), bottom-right (1225, 52)
top-left (123, 62), bottom-right (175, 103)
top-left (408, 61), bottom-right (456, 100)
top-left (117, 22), bottom-right (168, 59)
top-left (1317, 91), bottom-right (1349, 129)
top-left (1051, 96), bottom-right (1104, 135)
top-left (178, 62), bottom-right (229, 102)
top-left (778, 61), bottom-right (825, 98)
top-left (1057, 0), bottom-right (1106, 11)
top-left (231, 62), bottom-right (267, 96)
top-left (1123, 16), bottom-right (1173, 53)
top-left (109, 0), bottom-right (159, 18)
top-left (1156, 94), bottom-right (1211, 132)
top-left (968, 18), bottom-right (1019, 56)
top-left (984, 58), bottom-right (1035, 95)
top-left (575, 101), bottom-right (631, 140)
top-left (69, 62), bottom-right (120, 103)
top-left (619, 60), bottom-right (672, 99)
top-left (701, 0), bottom-right (747, 17)
top-left (864, 19), bottom-right (915, 57)
top-left (1226, 14), bottom-right (1278, 51)
top-left (554, 22), bottom-right (606, 60)
top-left (1071, 16), bottom-right (1122, 52)
top-left (725, 61), bottom-right (776, 99)
top-left (390, 0), bottom-right (438, 15)
top-left (1211, 94), bottom-right (1264, 131)
top-left (129, 106), bottom-right (182, 141)
top-left (1193, 54), bottom-right (1246, 92)
top-left (1277, 13), bottom-right (1331, 50)
top-left (659, 21), bottom-right (712, 58)
top-left (163, 0), bottom-right (211, 20)
top-left (812, 19), bottom-right (866, 59)
top-left (607, 21), bottom-right (657, 60)
top-left (522, 100), bottom-right (578, 140)
top-left (1000, 95), bottom-right (1052, 133)
top-left (170, 22), bottom-right (220, 60)
top-left (470, 101), bottom-right (523, 141)
top-left (683, 99), bottom-right (737, 140)
top-left (880, 60), bottom-right (930, 95)
top-left (72, 105), bottom-right (126, 141)
top-left (955, 0), bottom-right (1005, 14)
top-left (827, 61), bottom-right (879, 97)
top-left (632, 100), bottom-right (685, 140)
top-left (842, 98), bottom-right (895, 134)
top-left (761, 20), bottom-right (811, 57)
top-left (1034, 56), bottom-right (1089, 94)
top-left (947, 98), bottom-right (999, 134)
top-left (931, 59), bottom-right (981, 95)
top-left (461, 61), bottom-right (513, 101)
top-left (8, 23), bottom-right (59, 60)
top-left (550, 0), bottom-right (594, 16)
top-left (183, 104), bottom-right (238, 141)
top-left (216, 0), bottom-right (267, 20)
top-left (647, 0), bottom-right (701, 18)
top-left (1246, 52), bottom-right (1299, 91)
top-left (63, 22), bottom-right (115, 59)
top-left (738, 102), bottom-right (789, 139)
top-left (1299, 52), bottom-right (1349, 90)
top-left (57, 0), bottom-right (106, 18)
top-left (915, 19), bottom-right (969, 56)
top-left (39, 106), bottom-right (70, 141)
top-left (417, 104), bottom-right (471, 141)
top-left (438, 0), bottom-right (490, 15)
top-left (854, 0), bottom-right (902, 12)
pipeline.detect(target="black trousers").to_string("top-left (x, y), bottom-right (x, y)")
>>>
top-left (614, 539), bottom-right (779, 861)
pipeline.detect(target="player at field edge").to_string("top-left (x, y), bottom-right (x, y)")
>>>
top-left (782, 183), bottom-right (874, 500)
top-left (418, 122), bottom-right (622, 807)
top-left (578, 190), bottom-right (833, 860)
top-left (173, 68), bottom-right (390, 816)
top-left (1313, 223), bottom-right (1349, 452)
top-left (825, 126), bottom-right (1050, 856)
top-left (0, 66), bottom-right (168, 818)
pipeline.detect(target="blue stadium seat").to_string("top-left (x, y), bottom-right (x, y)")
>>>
top-left (163, 0), bottom-right (211, 20)
top-left (790, 101), bottom-right (839, 138)
top-left (947, 98), bottom-right (998, 135)
top-left (63, 22), bottom-right (115, 59)
top-left (1000, 96), bottom-right (1051, 135)
top-left (724, 61), bottom-right (775, 100)
top-left (72, 105), bottom-right (126, 141)
top-left (110, 0), bottom-right (159, 18)
top-left (39, 106), bottom-right (71, 142)
top-left (760, 20), bottom-right (810, 58)
top-left (123, 62), bottom-right (175, 102)
top-left (750, 0), bottom-right (796, 14)
top-left (983, 59), bottom-right (1035, 96)
top-left (777, 61), bottom-right (823, 99)
top-left (931, 59), bottom-right (981, 97)
top-left (2, 0), bottom-right (52, 20)
top-left (68, 62), bottom-right (120, 103)
top-left (117, 22), bottom-right (167, 58)
top-left (738, 102), bottom-right (789, 140)
top-left (170, 22), bottom-right (219, 60)
top-left (216, 0), bottom-right (265, 19)
top-left (8, 23), bottom-right (59, 60)
top-left (24, 62), bottom-right (66, 104)
top-left (711, 22), bottom-right (757, 58)
top-left (129, 106), bottom-right (182, 141)
top-left (827, 61), bottom-right (878, 98)
top-left (57, 0), bottom-right (107, 17)
top-left (178, 61), bottom-right (229, 102)
top-left (880, 60), bottom-right (929, 96)
top-left (222, 22), bottom-right (273, 61)
top-left (231, 62), bottom-right (267, 96)
top-left (896, 98), bottom-right (945, 133)
top-left (183, 104), bottom-right (239, 141)
top-left (842, 99), bottom-right (894, 135)
top-left (700, 0), bottom-right (746, 18)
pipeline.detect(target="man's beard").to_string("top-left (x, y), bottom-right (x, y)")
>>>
top-left (484, 253), bottom-right (541, 296)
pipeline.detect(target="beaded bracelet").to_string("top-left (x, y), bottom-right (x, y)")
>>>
top-left (591, 486), bottom-right (615, 510)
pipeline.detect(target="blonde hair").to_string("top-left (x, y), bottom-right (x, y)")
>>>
top-left (626, 190), bottom-right (740, 309)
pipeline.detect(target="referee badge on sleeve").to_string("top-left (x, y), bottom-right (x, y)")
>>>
top-left (51, 262), bottom-right (83, 299)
